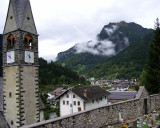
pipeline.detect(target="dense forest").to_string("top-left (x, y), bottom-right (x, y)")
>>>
top-left (39, 58), bottom-right (89, 93)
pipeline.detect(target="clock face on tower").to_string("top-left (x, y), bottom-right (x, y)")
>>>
top-left (25, 51), bottom-right (34, 63)
top-left (7, 51), bottom-right (15, 63)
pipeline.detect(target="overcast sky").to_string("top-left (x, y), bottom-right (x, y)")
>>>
top-left (0, 0), bottom-right (159, 61)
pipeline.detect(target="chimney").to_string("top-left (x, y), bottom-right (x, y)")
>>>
top-left (84, 89), bottom-right (87, 97)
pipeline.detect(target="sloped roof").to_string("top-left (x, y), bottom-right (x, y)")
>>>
top-left (72, 86), bottom-right (110, 101)
top-left (112, 82), bottom-right (130, 88)
top-left (56, 86), bottom-right (110, 102)
top-left (11, 0), bottom-right (29, 28)
top-left (108, 91), bottom-right (137, 100)
top-left (49, 88), bottom-right (64, 95)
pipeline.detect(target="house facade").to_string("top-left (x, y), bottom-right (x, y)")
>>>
top-left (57, 86), bottom-right (110, 116)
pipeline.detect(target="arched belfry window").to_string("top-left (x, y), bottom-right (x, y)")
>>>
top-left (7, 34), bottom-right (15, 50)
top-left (24, 35), bottom-right (33, 49)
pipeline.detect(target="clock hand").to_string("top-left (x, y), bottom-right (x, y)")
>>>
top-left (28, 54), bottom-right (31, 59)
top-left (8, 55), bottom-right (11, 59)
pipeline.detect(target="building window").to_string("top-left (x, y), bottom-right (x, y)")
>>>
top-left (9, 92), bottom-right (12, 98)
top-left (92, 100), bottom-right (94, 103)
top-left (7, 34), bottom-right (15, 50)
top-left (105, 96), bottom-right (106, 99)
top-left (67, 101), bottom-right (69, 105)
top-left (24, 35), bottom-right (33, 49)
top-left (74, 101), bottom-right (76, 105)
top-left (11, 120), bottom-right (13, 125)
top-left (66, 94), bottom-right (69, 98)
top-left (63, 101), bottom-right (65, 105)
top-left (100, 97), bottom-right (102, 101)
top-left (73, 94), bottom-right (76, 98)
top-left (78, 101), bottom-right (80, 106)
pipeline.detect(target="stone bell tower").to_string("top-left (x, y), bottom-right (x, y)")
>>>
top-left (3, 0), bottom-right (39, 127)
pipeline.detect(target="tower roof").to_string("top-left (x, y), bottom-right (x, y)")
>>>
top-left (3, 0), bottom-right (37, 34)
top-left (11, 0), bottom-right (28, 28)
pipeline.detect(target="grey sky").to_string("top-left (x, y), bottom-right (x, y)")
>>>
top-left (0, 0), bottom-right (159, 61)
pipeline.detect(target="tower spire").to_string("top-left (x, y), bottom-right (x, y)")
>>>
top-left (3, 0), bottom-right (39, 127)
top-left (4, 0), bottom-right (37, 34)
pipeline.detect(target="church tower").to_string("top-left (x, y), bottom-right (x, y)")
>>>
top-left (3, 0), bottom-right (39, 127)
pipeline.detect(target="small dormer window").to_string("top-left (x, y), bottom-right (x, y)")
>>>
top-left (7, 34), bottom-right (15, 50)
top-left (24, 35), bottom-right (33, 49)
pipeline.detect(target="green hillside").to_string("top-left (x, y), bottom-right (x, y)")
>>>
top-left (88, 33), bottom-right (153, 79)
top-left (39, 58), bottom-right (89, 93)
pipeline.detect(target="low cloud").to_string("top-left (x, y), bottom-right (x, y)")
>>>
top-left (105, 25), bottom-right (118, 36)
top-left (124, 37), bottom-right (129, 46)
top-left (75, 39), bottom-right (116, 56)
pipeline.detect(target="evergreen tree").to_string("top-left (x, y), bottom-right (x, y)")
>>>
top-left (142, 18), bottom-right (160, 94)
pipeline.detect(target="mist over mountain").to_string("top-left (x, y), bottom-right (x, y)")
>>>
top-left (57, 21), bottom-right (152, 60)
top-left (56, 21), bottom-right (153, 78)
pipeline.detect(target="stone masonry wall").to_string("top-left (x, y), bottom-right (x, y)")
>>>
top-left (22, 87), bottom-right (160, 128)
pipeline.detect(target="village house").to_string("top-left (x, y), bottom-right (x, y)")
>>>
top-left (56, 86), bottom-right (110, 116)
top-left (47, 88), bottom-right (66, 107)
top-left (112, 81), bottom-right (130, 91)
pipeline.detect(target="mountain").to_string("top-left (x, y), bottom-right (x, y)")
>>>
top-left (88, 33), bottom-right (153, 79)
top-left (56, 21), bottom-right (153, 77)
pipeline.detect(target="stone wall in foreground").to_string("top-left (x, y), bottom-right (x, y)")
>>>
top-left (22, 87), bottom-right (160, 128)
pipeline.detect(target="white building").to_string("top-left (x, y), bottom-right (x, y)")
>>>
top-left (56, 86), bottom-right (110, 116)
top-left (47, 88), bottom-right (66, 100)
